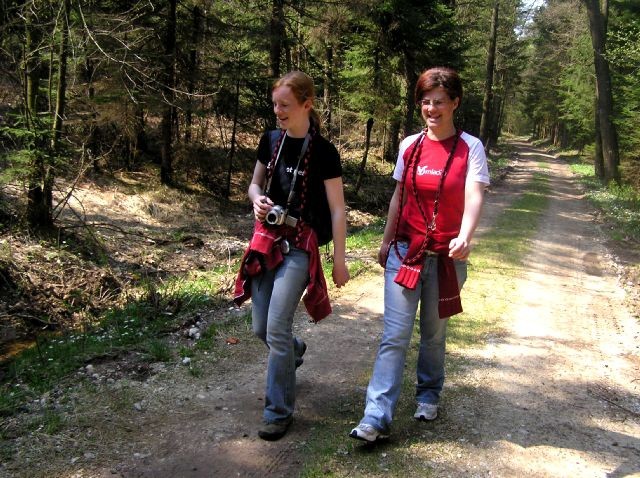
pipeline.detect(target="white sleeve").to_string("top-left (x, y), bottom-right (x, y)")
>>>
top-left (393, 133), bottom-right (422, 182)
top-left (461, 132), bottom-right (490, 185)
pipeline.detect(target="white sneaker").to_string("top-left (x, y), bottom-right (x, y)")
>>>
top-left (414, 402), bottom-right (438, 421)
top-left (349, 423), bottom-right (389, 443)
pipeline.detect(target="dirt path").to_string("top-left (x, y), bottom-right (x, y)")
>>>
top-left (7, 141), bottom-right (637, 478)
top-left (108, 272), bottom-right (387, 478)
top-left (99, 141), bottom-right (638, 478)
top-left (437, 142), bottom-right (640, 477)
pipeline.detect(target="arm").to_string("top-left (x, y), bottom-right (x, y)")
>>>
top-left (248, 161), bottom-right (274, 222)
top-left (378, 182), bottom-right (402, 267)
top-left (448, 181), bottom-right (486, 260)
top-left (324, 177), bottom-right (350, 287)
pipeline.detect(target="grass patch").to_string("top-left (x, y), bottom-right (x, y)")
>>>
top-left (347, 219), bottom-right (386, 250)
top-left (449, 169), bottom-right (549, 350)
top-left (321, 219), bottom-right (385, 282)
top-left (487, 142), bottom-right (516, 183)
top-left (0, 267), bottom-right (237, 417)
top-left (299, 170), bottom-right (552, 477)
top-left (570, 162), bottom-right (640, 242)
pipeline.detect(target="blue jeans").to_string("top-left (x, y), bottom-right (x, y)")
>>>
top-left (361, 241), bottom-right (467, 433)
top-left (251, 248), bottom-right (309, 423)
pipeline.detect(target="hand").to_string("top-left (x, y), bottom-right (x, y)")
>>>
top-left (253, 195), bottom-right (273, 222)
top-left (332, 262), bottom-right (350, 288)
top-left (448, 237), bottom-right (470, 260)
top-left (378, 242), bottom-right (391, 268)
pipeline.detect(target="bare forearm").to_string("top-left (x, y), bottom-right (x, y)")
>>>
top-left (331, 209), bottom-right (347, 263)
top-left (459, 183), bottom-right (486, 243)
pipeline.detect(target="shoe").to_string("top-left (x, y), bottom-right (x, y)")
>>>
top-left (258, 417), bottom-right (292, 441)
top-left (295, 339), bottom-right (307, 369)
top-left (414, 402), bottom-right (438, 421)
top-left (349, 423), bottom-right (389, 443)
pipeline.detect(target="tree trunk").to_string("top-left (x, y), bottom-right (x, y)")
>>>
top-left (584, 0), bottom-right (620, 184)
top-left (593, 97), bottom-right (604, 180)
top-left (225, 78), bottom-right (241, 199)
top-left (402, 49), bottom-right (417, 137)
top-left (355, 118), bottom-right (374, 194)
top-left (385, 117), bottom-right (401, 164)
top-left (25, 11), bottom-right (41, 129)
top-left (324, 44), bottom-right (333, 139)
top-left (269, 0), bottom-right (284, 79)
top-left (185, 6), bottom-right (202, 144)
top-left (160, 0), bottom-right (177, 186)
top-left (24, 5), bottom-right (52, 229)
top-left (52, 0), bottom-right (69, 150)
top-left (479, 0), bottom-right (499, 148)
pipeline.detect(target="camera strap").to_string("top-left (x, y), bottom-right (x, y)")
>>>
top-left (264, 132), bottom-right (311, 213)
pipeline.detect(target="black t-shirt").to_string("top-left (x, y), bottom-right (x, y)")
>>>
top-left (257, 130), bottom-right (342, 243)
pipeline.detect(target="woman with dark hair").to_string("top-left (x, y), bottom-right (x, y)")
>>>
top-left (350, 67), bottom-right (489, 442)
top-left (234, 70), bottom-right (349, 441)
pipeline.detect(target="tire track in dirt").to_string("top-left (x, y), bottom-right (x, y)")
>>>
top-left (442, 142), bottom-right (640, 477)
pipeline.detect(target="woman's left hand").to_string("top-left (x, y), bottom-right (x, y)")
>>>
top-left (448, 237), bottom-right (470, 260)
top-left (332, 262), bottom-right (350, 288)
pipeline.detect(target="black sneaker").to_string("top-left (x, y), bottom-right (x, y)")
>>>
top-left (295, 339), bottom-right (307, 369)
top-left (258, 417), bottom-right (293, 441)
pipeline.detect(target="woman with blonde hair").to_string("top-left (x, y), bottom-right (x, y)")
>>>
top-left (234, 70), bottom-right (349, 441)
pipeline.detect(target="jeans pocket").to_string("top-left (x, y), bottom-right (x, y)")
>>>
top-left (453, 259), bottom-right (468, 288)
top-left (385, 241), bottom-right (408, 273)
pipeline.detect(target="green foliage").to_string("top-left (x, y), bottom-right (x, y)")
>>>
top-left (346, 219), bottom-right (385, 250)
top-left (143, 339), bottom-right (173, 362)
top-left (0, 267), bottom-right (229, 416)
top-left (457, 0), bottom-right (528, 136)
top-left (570, 160), bottom-right (640, 241)
top-left (338, 0), bottom-right (464, 134)
top-left (608, 12), bottom-right (640, 160)
top-left (518, 0), bottom-right (640, 189)
top-left (557, 31), bottom-right (595, 149)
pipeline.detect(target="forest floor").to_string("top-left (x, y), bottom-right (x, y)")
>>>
top-left (1, 140), bottom-right (639, 477)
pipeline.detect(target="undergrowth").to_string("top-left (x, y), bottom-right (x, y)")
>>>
top-left (569, 162), bottom-right (640, 242)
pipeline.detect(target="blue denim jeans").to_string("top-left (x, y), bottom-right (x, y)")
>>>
top-left (251, 248), bottom-right (309, 424)
top-left (360, 241), bottom-right (467, 433)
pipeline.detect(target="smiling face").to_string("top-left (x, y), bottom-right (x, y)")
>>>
top-left (420, 86), bottom-right (459, 137)
top-left (272, 85), bottom-right (312, 137)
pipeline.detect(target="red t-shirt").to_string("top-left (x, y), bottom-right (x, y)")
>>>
top-left (396, 134), bottom-right (470, 246)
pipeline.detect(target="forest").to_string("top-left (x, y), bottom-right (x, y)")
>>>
top-left (1, 0), bottom-right (640, 416)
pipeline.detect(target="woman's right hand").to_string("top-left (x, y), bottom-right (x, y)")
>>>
top-left (253, 195), bottom-right (273, 222)
top-left (378, 241), bottom-right (391, 268)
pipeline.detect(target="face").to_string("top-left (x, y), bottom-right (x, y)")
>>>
top-left (419, 86), bottom-right (459, 132)
top-left (272, 85), bottom-right (311, 133)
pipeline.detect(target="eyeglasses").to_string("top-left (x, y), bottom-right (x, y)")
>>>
top-left (418, 98), bottom-right (450, 108)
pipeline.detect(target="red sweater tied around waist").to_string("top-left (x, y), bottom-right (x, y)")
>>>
top-left (233, 221), bottom-right (331, 322)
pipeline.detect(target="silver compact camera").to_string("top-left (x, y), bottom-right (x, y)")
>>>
top-left (265, 205), bottom-right (298, 227)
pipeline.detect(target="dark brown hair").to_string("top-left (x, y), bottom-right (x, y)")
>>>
top-left (414, 67), bottom-right (463, 106)
top-left (272, 70), bottom-right (322, 128)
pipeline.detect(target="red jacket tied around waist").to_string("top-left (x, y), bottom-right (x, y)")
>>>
top-left (233, 220), bottom-right (331, 322)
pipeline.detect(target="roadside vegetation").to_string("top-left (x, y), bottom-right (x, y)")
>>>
top-left (568, 159), bottom-right (640, 243)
